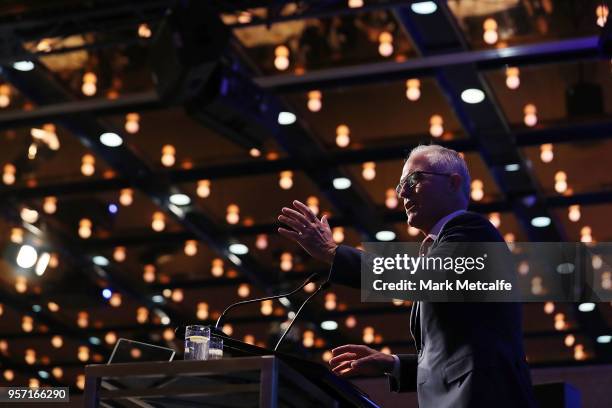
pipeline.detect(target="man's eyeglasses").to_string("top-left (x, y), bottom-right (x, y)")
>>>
top-left (396, 171), bottom-right (452, 196)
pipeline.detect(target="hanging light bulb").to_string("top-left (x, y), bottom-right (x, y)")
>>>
top-left (81, 154), bottom-right (95, 176)
top-left (470, 179), bottom-right (484, 201)
top-left (222, 323), bottom-right (233, 336)
top-left (505, 67), bottom-right (520, 89)
top-left (51, 367), bottom-right (63, 379)
top-left (25, 349), bottom-right (36, 365)
top-left (378, 32), bottom-right (394, 57)
top-left (540, 144), bottom-right (554, 163)
top-left (601, 271), bottom-right (611, 290)
top-left (51, 336), bottom-right (64, 348)
top-left (15, 276), bottom-right (27, 293)
top-left (20, 207), bottom-right (39, 224)
top-left (280, 252), bottom-right (293, 271)
top-left (429, 115), bottom-right (444, 137)
top-left (226, 204), bottom-right (239, 224)
top-left (43, 196), bottom-right (57, 214)
top-left (143, 264), bottom-right (156, 283)
top-left (405, 79), bottom-right (421, 101)
top-left (385, 188), bottom-right (398, 209)
top-left (363, 326), bottom-right (375, 344)
top-left (554, 171), bottom-right (567, 193)
top-left (574, 344), bottom-right (586, 360)
top-left (113, 246), bottom-right (126, 262)
top-left (488, 212), bottom-right (501, 228)
top-left (564, 334), bottom-right (575, 347)
top-left (109, 293), bottom-right (122, 307)
top-left (171, 289), bottom-right (183, 303)
top-left (348, 0), bottom-right (364, 8)
top-left (260, 299), bottom-right (273, 315)
top-left (303, 330), bottom-right (315, 347)
top-left (408, 226), bottom-right (420, 236)
top-left (325, 293), bottom-right (337, 310)
top-left (306, 196), bottom-right (319, 215)
top-left (362, 162), bottom-right (376, 180)
top-left (211, 258), bottom-right (224, 277)
top-left (335, 125), bottom-right (350, 148)
top-left (568, 205), bottom-right (581, 222)
top-left (22, 316), bottom-right (33, 332)
top-left (0, 84), bottom-right (11, 108)
top-left (255, 234), bottom-right (268, 250)
top-left (77, 311), bottom-right (89, 328)
top-left (332, 227), bottom-right (344, 243)
top-left (554, 312), bottom-right (566, 331)
top-left (307, 90), bottom-right (322, 112)
top-left (523, 104), bottom-right (537, 127)
top-left (345, 315), bottom-right (357, 328)
top-left (196, 302), bottom-right (208, 320)
top-left (580, 226), bottom-right (592, 243)
top-left (237, 283), bottom-right (250, 298)
top-left (161, 145), bottom-right (176, 167)
top-left (82, 72), bottom-right (97, 96)
top-left (151, 211), bottom-right (165, 231)
top-left (596, 4), bottom-right (609, 27)
top-left (10, 228), bottom-right (23, 244)
top-left (483, 18), bottom-right (498, 44)
top-left (279, 170), bottom-right (293, 189)
top-left (184, 240), bottom-right (198, 256)
top-left (197, 180), bottom-right (211, 198)
top-left (125, 113), bottom-right (140, 134)
top-left (544, 301), bottom-right (555, 314)
top-left (249, 148), bottom-right (261, 157)
top-left (138, 23), bottom-right (152, 38)
top-left (78, 346), bottom-right (89, 362)
top-left (118, 188), bottom-right (133, 206)
top-left (2, 163), bottom-right (16, 185)
top-left (78, 218), bottom-right (92, 239)
top-left (274, 45), bottom-right (290, 71)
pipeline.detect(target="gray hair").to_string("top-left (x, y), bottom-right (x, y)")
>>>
top-left (407, 144), bottom-right (471, 200)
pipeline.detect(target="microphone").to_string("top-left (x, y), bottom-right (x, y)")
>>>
top-left (215, 272), bottom-right (321, 330)
top-left (274, 280), bottom-right (331, 351)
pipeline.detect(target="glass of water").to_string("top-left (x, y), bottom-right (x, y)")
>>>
top-left (184, 325), bottom-right (210, 360)
top-left (208, 336), bottom-right (223, 360)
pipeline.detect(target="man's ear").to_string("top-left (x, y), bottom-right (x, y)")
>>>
top-left (449, 174), bottom-right (462, 193)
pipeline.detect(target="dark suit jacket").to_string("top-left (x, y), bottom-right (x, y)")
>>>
top-left (329, 211), bottom-right (538, 408)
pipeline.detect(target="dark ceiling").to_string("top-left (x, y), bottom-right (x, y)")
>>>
top-left (0, 0), bottom-right (611, 391)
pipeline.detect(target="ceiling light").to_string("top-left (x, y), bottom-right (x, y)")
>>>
top-left (376, 231), bottom-right (396, 241)
top-left (35, 252), bottom-right (50, 276)
top-left (321, 320), bottom-right (338, 331)
top-left (578, 302), bottom-right (595, 312)
top-left (169, 193), bottom-right (191, 206)
top-left (411, 1), bottom-right (437, 14)
top-left (229, 243), bottom-right (249, 255)
top-left (461, 88), bottom-right (486, 104)
top-left (597, 335), bottom-right (611, 344)
top-left (504, 163), bottom-right (520, 172)
top-left (530, 216), bottom-right (551, 227)
top-left (12, 61), bottom-right (35, 71)
top-left (16, 245), bottom-right (38, 268)
top-left (99, 132), bottom-right (123, 147)
top-left (332, 177), bottom-right (351, 190)
top-left (102, 289), bottom-right (112, 299)
top-left (278, 112), bottom-right (296, 125)
top-left (93, 256), bottom-right (110, 266)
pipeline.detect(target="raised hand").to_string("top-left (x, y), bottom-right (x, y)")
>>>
top-left (329, 344), bottom-right (395, 378)
top-left (277, 200), bottom-right (338, 264)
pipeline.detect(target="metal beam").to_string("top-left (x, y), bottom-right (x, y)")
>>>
top-left (254, 36), bottom-right (601, 93)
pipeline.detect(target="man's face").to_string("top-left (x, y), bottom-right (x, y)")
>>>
top-left (398, 154), bottom-right (452, 233)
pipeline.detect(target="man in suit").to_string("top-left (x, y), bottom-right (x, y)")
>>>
top-left (278, 144), bottom-right (537, 407)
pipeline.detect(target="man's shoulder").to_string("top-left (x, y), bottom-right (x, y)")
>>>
top-left (440, 211), bottom-right (503, 242)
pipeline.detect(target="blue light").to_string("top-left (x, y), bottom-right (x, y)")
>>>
top-left (32, 304), bottom-right (42, 313)
top-left (102, 288), bottom-right (112, 299)
top-left (89, 336), bottom-right (101, 345)
top-left (108, 204), bottom-right (118, 214)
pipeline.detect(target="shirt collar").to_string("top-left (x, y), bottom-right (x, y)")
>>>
top-left (426, 209), bottom-right (467, 240)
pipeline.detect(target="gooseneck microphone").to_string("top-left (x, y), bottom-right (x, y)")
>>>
top-left (274, 280), bottom-right (330, 351)
top-left (215, 272), bottom-right (321, 330)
